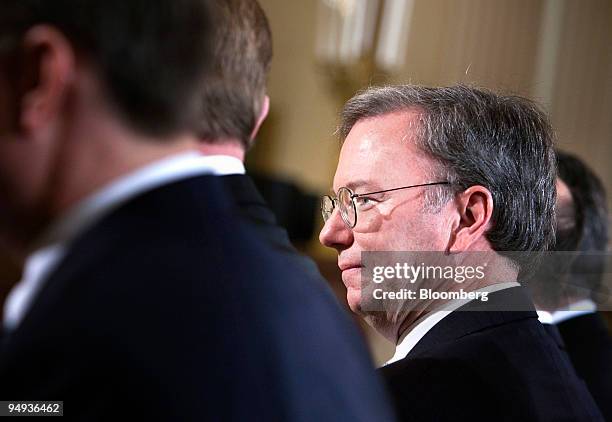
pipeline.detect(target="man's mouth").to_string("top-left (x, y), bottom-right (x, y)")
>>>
top-left (339, 262), bottom-right (361, 271)
top-left (339, 262), bottom-right (362, 287)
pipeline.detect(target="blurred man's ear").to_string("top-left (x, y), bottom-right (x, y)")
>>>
top-left (249, 95), bottom-right (269, 142)
top-left (448, 185), bottom-right (493, 253)
top-left (18, 25), bottom-right (75, 138)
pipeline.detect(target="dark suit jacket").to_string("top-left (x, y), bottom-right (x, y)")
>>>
top-left (381, 287), bottom-right (603, 421)
top-left (0, 175), bottom-right (394, 421)
top-left (557, 313), bottom-right (612, 421)
top-left (219, 174), bottom-right (304, 251)
top-left (219, 174), bottom-right (321, 277)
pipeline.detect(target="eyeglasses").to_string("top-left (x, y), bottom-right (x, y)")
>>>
top-left (321, 182), bottom-right (450, 229)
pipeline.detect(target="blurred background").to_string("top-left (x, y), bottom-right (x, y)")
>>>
top-left (1, 0), bottom-right (611, 363)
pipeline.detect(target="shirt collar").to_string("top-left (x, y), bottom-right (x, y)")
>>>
top-left (196, 155), bottom-right (245, 176)
top-left (2, 243), bottom-right (67, 332)
top-left (4, 151), bottom-right (218, 332)
top-left (42, 151), bottom-right (217, 245)
top-left (383, 281), bottom-right (521, 366)
top-left (537, 299), bottom-right (597, 325)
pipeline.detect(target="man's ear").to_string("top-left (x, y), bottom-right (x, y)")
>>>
top-left (248, 95), bottom-right (269, 142)
top-left (448, 185), bottom-right (494, 253)
top-left (18, 25), bottom-right (75, 137)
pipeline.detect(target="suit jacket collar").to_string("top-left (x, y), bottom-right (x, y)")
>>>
top-left (408, 286), bottom-right (537, 358)
top-left (219, 175), bottom-right (277, 226)
top-left (1, 175), bottom-right (232, 358)
top-left (221, 175), bottom-right (267, 206)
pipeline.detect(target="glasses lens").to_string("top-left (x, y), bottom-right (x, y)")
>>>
top-left (337, 187), bottom-right (356, 228)
top-left (321, 196), bottom-right (334, 222)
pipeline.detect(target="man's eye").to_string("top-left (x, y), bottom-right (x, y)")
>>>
top-left (355, 197), bottom-right (377, 209)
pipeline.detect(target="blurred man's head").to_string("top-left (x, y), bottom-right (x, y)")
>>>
top-left (552, 151), bottom-right (609, 304)
top-left (198, 0), bottom-right (272, 157)
top-left (554, 176), bottom-right (577, 251)
top-left (555, 151), bottom-right (609, 255)
top-left (319, 85), bottom-right (556, 340)
top-left (0, 0), bottom-right (212, 137)
top-left (0, 0), bottom-right (211, 249)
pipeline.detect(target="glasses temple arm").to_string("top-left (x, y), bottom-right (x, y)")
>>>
top-left (352, 181), bottom-right (451, 198)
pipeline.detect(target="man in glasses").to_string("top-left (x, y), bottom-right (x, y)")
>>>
top-left (320, 85), bottom-right (603, 421)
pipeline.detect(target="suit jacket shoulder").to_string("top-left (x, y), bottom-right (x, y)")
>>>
top-left (557, 312), bottom-right (612, 421)
top-left (381, 287), bottom-right (603, 422)
top-left (0, 176), bottom-right (394, 421)
top-left (218, 174), bottom-right (322, 277)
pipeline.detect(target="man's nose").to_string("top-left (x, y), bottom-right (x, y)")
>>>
top-left (319, 209), bottom-right (353, 252)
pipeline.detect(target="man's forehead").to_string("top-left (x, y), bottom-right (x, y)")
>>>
top-left (345, 109), bottom-right (421, 139)
top-left (333, 111), bottom-right (429, 191)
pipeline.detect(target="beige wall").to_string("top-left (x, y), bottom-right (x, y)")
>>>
top-left (391, 0), bottom-right (543, 91)
top-left (549, 0), bottom-right (612, 200)
top-left (254, 0), bottom-right (612, 207)
top-left (249, 0), bottom-right (343, 194)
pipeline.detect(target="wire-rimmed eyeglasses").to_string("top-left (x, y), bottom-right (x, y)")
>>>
top-left (321, 181), bottom-right (450, 229)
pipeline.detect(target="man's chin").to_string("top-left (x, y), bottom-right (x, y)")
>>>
top-left (346, 288), bottom-right (363, 314)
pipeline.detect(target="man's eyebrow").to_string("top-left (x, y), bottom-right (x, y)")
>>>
top-left (330, 180), bottom-right (382, 195)
top-left (343, 180), bottom-right (382, 193)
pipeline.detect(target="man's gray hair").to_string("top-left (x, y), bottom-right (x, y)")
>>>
top-left (339, 85), bottom-right (557, 271)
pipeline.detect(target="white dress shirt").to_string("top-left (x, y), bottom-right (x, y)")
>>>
top-left (3, 151), bottom-right (225, 332)
top-left (536, 299), bottom-right (597, 325)
top-left (196, 155), bottom-right (245, 176)
top-left (383, 281), bottom-right (521, 366)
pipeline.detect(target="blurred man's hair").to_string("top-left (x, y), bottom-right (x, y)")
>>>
top-left (556, 151), bottom-right (609, 291)
top-left (0, 0), bottom-right (211, 137)
top-left (340, 85), bottom-right (556, 273)
top-left (198, 0), bottom-right (273, 149)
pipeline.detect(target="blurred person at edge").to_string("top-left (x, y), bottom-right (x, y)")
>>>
top-left (196, 0), bottom-right (322, 275)
top-left (319, 84), bottom-right (604, 421)
top-left (0, 1), bottom-right (394, 420)
top-left (193, 0), bottom-right (395, 419)
top-left (533, 150), bottom-right (612, 421)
